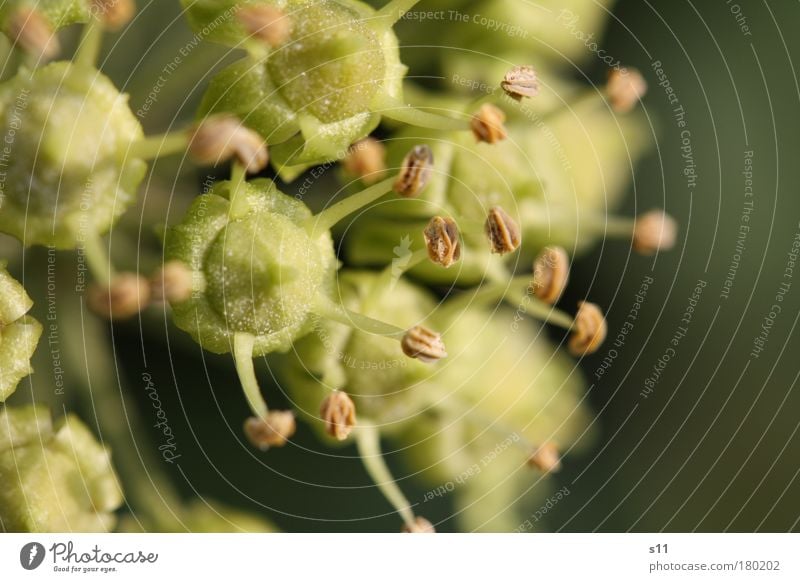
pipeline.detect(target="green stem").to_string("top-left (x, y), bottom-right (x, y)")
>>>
top-left (377, 96), bottom-right (469, 132)
top-left (228, 163), bottom-right (250, 220)
top-left (504, 285), bottom-right (574, 329)
top-left (233, 332), bottom-right (269, 419)
top-left (307, 176), bottom-right (395, 235)
top-left (355, 422), bottom-right (416, 528)
top-left (375, 0), bottom-right (422, 27)
top-left (312, 296), bottom-right (405, 338)
top-left (74, 18), bottom-right (103, 69)
top-left (82, 232), bottom-right (114, 288)
top-left (522, 202), bottom-right (635, 238)
top-left (128, 131), bottom-right (190, 161)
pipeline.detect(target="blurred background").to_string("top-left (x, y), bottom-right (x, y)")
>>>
top-left (8, 0), bottom-right (800, 532)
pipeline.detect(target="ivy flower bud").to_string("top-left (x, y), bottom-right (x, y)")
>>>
top-left (501, 65), bottom-right (539, 100)
top-left (343, 137), bottom-right (387, 185)
top-left (189, 115), bottom-right (269, 174)
top-left (150, 260), bottom-right (193, 305)
top-left (87, 273), bottom-right (151, 320)
top-left (394, 145), bottom-right (434, 198)
top-left (423, 216), bottom-right (461, 268)
top-left (485, 206), bottom-right (521, 254)
top-left (401, 325), bottom-right (447, 363)
top-left (633, 210), bottom-right (677, 255)
top-left (91, 0), bottom-right (135, 30)
top-left (401, 516), bottom-right (436, 533)
top-left (237, 5), bottom-right (291, 47)
top-left (527, 442), bottom-right (562, 473)
top-left (319, 391), bottom-right (357, 441)
top-left (569, 301), bottom-right (607, 356)
top-left (607, 67), bottom-right (648, 113)
top-left (471, 104), bottom-right (507, 144)
top-left (0, 268), bottom-right (42, 402)
top-left (0, 406), bottom-right (123, 532)
top-left (531, 246), bottom-right (569, 305)
top-left (6, 7), bottom-right (59, 59)
top-left (244, 412), bottom-right (296, 450)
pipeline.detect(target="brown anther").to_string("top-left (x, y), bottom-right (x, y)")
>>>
top-left (423, 216), bottom-right (461, 268)
top-left (393, 145), bottom-right (434, 198)
top-left (319, 391), bottom-right (357, 441)
top-left (527, 442), bottom-right (562, 473)
top-left (501, 65), bottom-right (539, 101)
top-left (91, 0), bottom-right (135, 30)
top-left (531, 246), bottom-right (569, 305)
top-left (633, 210), bottom-right (677, 255)
top-left (243, 411), bottom-right (296, 450)
top-left (470, 104), bottom-right (507, 144)
top-left (189, 115), bottom-right (269, 174)
top-left (237, 5), bottom-right (292, 47)
top-left (401, 517), bottom-right (436, 533)
top-left (7, 8), bottom-right (59, 60)
top-left (87, 273), bottom-right (151, 320)
top-left (485, 206), bottom-right (521, 254)
top-left (569, 301), bottom-right (607, 356)
top-left (342, 137), bottom-right (387, 185)
top-left (401, 326), bottom-right (447, 363)
top-left (607, 67), bottom-right (648, 113)
top-left (150, 261), bottom-right (193, 305)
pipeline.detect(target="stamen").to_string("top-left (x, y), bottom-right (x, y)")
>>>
top-left (91, 0), bottom-right (135, 30)
top-left (189, 115), bottom-right (269, 174)
top-left (633, 210), bottom-right (677, 254)
top-left (401, 326), bottom-right (447, 363)
top-left (471, 104), bottom-right (508, 144)
top-left (320, 391), bottom-right (357, 441)
top-left (485, 206), bottom-right (521, 254)
top-left (244, 412), bottom-right (296, 450)
top-left (607, 67), bottom-right (648, 113)
top-left (401, 517), bottom-right (436, 533)
top-left (8, 8), bottom-right (59, 60)
top-left (343, 137), bottom-right (387, 185)
top-left (150, 261), bottom-right (193, 305)
top-left (393, 145), bottom-right (434, 198)
top-left (501, 65), bottom-right (540, 101)
top-left (87, 273), bottom-right (151, 320)
top-left (237, 5), bottom-right (292, 47)
top-left (527, 442), bottom-right (562, 473)
top-left (423, 216), bottom-right (461, 268)
top-left (569, 301), bottom-right (607, 356)
top-left (531, 246), bottom-right (569, 305)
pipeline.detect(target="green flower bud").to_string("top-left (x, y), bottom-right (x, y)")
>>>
top-left (0, 267), bottom-right (42, 402)
top-left (0, 406), bottom-right (123, 532)
top-left (0, 61), bottom-right (146, 248)
top-left (0, 0), bottom-right (90, 40)
top-left (193, 0), bottom-right (407, 177)
top-left (163, 178), bottom-right (338, 355)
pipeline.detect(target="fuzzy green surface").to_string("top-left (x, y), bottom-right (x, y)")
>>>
top-left (281, 271), bottom-right (438, 439)
top-left (0, 61), bottom-right (146, 248)
top-left (164, 178), bottom-right (337, 356)
top-left (0, 316), bottom-right (42, 402)
top-left (0, 0), bottom-right (90, 31)
top-left (0, 407), bottom-right (123, 532)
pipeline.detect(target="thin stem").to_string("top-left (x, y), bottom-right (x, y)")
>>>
top-left (228, 163), bottom-right (250, 220)
top-left (307, 176), bottom-right (395, 235)
top-left (74, 18), bottom-right (103, 69)
top-left (355, 422), bottom-right (416, 529)
top-left (128, 131), bottom-right (190, 161)
top-left (375, 0), bottom-right (422, 27)
top-left (233, 332), bottom-right (269, 419)
top-left (82, 232), bottom-right (114, 288)
top-left (522, 201), bottom-right (635, 238)
top-left (504, 285), bottom-right (574, 329)
top-left (379, 100), bottom-right (469, 131)
top-left (312, 296), bottom-right (405, 338)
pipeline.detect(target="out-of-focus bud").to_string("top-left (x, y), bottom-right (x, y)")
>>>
top-left (527, 442), bottom-right (562, 473)
top-left (320, 391), bottom-right (357, 441)
top-left (423, 216), bottom-right (461, 268)
top-left (501, 65), bottom-right (539, 101)
top-left (237, 5), bottom-right (292, 47)
top-left (150, 260), bottom-right (193, 305)
top-left (87, 273), bottom-right (151, 320)
top-left (393, 145), bottom-right (434, 198)
top-left (485, 206), bottom-right (521, 254)
top-left (569, 301), bottom-right (607, 356)
top-left (91, 0), bottom-right (135, 30)
top-left (401, 516), bottom-right (436, 533)
top-left (633, 210), bottom-right (677, 255)
top-left (244, 412), bottom-right (296, 450)
top-left (343, 137), bottom-right (387, 185)
top-left (189, 115), bottom-right (269, 174)
top-left (471, 104), bottom-right (507, 144)
top-left (401, 326), bottom-right (447, 363)
top-left (607, 67), bottom-right (647, 113)
top-left (531, 246), bottom-right (569, 305)
top-left (7, 8), bottom-right (59, 60)
top-left (0, 406), bottom-right (123, 532)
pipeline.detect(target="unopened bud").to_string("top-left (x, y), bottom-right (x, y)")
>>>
top-left (607, 67), bottom-right (647, 113)
top-left (150, 261), bottom-right (193, 304)
top-left (471, 104), bottom-right (507, 144)
top-left (393, 145), bottom-right (434, 198)
top-left (633, 210), bottom-right (677, 255)
top-left (569, 301), bottom-right (607, 356)
top-left (401, 326), bottom-right (447, 363)
top-left (531, 246), bottom-right (569, 305)
top-left (92, 0), bottom-right (135, 30)
top-left (7, 8), bottom-right (59, 60)
top-left (423, 216), bottom-right (461, 268)
top-left (527, 442), bottom-right (561, 473)
top-left (401, 516), bottom-right (436, 533)
top-left (501, 65), bottom-right (539, 101)
top-left (343, 137), bottom-right (387, 185)
top-left (244, 411), bottom-right (296, 450)
top-left (237, 5), bottom-right (292, 47)
top-left (189, 115), bottom-right (269, 174)
top-left (87, 273), bottom-right (151, 320)
top-left (485, 206), bottom-right (521, 254)
top-left (319, 391), bottom-right (357, 441)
